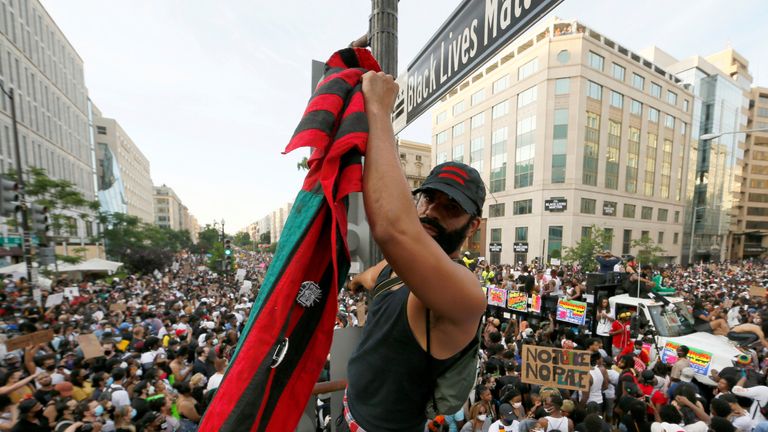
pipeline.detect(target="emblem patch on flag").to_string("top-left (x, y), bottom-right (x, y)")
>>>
top-left (297, 281), bottom-right (322, 308)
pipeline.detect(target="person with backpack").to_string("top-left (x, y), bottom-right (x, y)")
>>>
top-left (341, 70), bottom-right (487, 432)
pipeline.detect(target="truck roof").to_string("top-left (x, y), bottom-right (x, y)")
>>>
top-left (609, 293), bottom-right (684, 308)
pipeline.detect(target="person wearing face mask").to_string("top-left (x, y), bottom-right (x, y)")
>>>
top-left (75, 399), bottom-right (105, 431)
top-left (619, 340), bottom-right (651, 366)
top-left (538, 395), bottom-right (574, 432)
top-left (113, 404), bottom-right (137, 432)
top-left (0, 394), bottom-right (16, 431)
top-left (11, 397), bottom-right (50, 432)
top-left (489, 403), bottom-right (520, 432)
top-left (460, 402), bottom-right (490, 432)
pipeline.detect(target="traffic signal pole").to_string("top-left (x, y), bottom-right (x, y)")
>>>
top-left (6, 87), bottom-right (33, 282)
top-left (369, 0), bottom-right (398, 76)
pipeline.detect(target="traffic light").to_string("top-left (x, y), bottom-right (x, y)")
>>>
top-left (224, 238), bottom-right (232, 257)
top-left (30, 203), bottom-right (50, 238)
top-left (0, 178), bottom-right (19, 217)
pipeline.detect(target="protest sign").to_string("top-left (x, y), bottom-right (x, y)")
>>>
top-left (531, 294), bottom-right (542, 313)
top-left (521, 344), bottom-right (591, 391)
top-left (488, 286), bottom-right (506, 307)
top-left (750, 285), bottom-right (765, 297)
top-left (33, 289), bottom-right (42, 306)
top-left (236, 269), bottom-right (247, 283)
top-left (660, 341), bottom-right (713, 374)
top-left (45, 293), bottom-right (64, 308)
top-left (507, 291), bottom-right (527, 312)
top-left (556, 298), bottom-right (587, 325)
top-left (109, 302), bottom-right (127, 312)
top-left (64, 287), bottom-right (80, 299)
top-left (5, 329), bottom-right (54, 351)
top-left (77, 334), bottom-right (105, 360)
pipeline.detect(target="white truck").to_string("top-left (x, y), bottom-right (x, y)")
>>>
top-left (608, 293), bottom-right (745, 385)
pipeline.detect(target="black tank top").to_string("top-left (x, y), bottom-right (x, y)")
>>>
top-left (346, 276), bottom-right (455, 431)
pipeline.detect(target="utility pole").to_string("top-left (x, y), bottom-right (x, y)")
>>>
top-left (369, 0), bottom-right (398, 76)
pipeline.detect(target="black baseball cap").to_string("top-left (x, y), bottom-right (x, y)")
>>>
top-left (413, 161), bottom-right (486, 216)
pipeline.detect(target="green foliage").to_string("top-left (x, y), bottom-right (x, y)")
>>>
top-left (631, 235), bottom-right (666, 266)
top-left (267, 242), bottom-right (278, 253)
top-left (56, 254), bottom-right (83, 265)
top-left (297, 156), bottom-right (309, 171)
top-left (259, 231), bottom-right (271, 244)
top-left (207, 241), bottom-right (226, 273)
top-left (233, 231), bottom-right (251, 247)
top-left (194, 225), bottom-right (220, 254)
top-left (562, 225), bottom-right (613, 272)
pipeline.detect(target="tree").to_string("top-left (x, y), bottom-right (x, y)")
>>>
top-left (297, 156), bottom-right (309, 171)
top-left (259, 231), bottom-right (271, 244)
top-left (194, 225), bottom-right (220, 254)
top-left (233, 231), bottom-right (251, 247)
top-left (631, 235), bottom-right (666, 266)
top-left (562, 225), bottom-right (613, 272)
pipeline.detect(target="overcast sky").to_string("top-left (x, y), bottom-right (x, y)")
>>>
top-left (40, 0), bottom-right (767, 232)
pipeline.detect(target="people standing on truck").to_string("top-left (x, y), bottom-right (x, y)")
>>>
top-left (596, 298), bottom-right (615, 351)
top-left (596, 251), bottom-right (622, 274)
top-left (610, 312), bottom-right (633, 357)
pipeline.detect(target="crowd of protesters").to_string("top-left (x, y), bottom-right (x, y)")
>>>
top-left (0, 251), bottom-right (272, 432)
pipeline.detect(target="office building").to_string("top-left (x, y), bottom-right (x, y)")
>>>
top-left (153, 184), bottom-right (198, 235)
top-left (431, 18), bottom-right (693, 265)
top-left (270, 202), bottom-right (293, 244)
top-left (398, 138), bottom-right (432, 188)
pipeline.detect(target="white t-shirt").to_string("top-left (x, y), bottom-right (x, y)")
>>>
top-left (733, 385), bottom-right (768, 423)
top-left (727, 307), bottom-right (742, 327)
top-left (488, 419), bottom-right (518, 432)
top-left (731, 413), bottom-right (754, 432)
top-left (651, 422), bottom-right (686, 432)
top-left (206, 372), bottom-right (224, 393)
top-left (682, 421), bottom-right (708, 432)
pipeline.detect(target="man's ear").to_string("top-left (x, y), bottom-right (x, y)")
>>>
top-left (466, 217), bottom-right (482, 239)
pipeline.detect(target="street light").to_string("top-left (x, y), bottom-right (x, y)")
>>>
top-left (699, 127), bottom-right (768, 140)
top-left (0, 82), bottom-right (33, 282)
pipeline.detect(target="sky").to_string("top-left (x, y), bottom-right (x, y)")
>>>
top-left (40, 0), bottom-right (768, 233)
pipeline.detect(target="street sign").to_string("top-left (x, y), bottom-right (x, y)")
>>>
top-left (392, 0), bottom-right (564, 133)
top-left (513, 242), bottom-right (529, 253)
top-left (489, 242), bottom-right (502, 253)
top-left (544, 199), bottom-right (567, 212)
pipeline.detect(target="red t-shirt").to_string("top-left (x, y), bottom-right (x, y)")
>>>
top-left (639, 382), bottom-right (668, 413)
top-left (619, 344), bottom-right (651, 364)
top-left (611, 320), bottom-right (631, 349)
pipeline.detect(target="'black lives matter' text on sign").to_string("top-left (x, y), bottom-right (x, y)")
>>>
top-left (520, 344), bottom-right (591, 391)
top-left (403, 0), bottom-right (563, 126)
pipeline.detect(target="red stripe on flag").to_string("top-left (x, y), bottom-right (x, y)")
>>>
top-left (438, 172), bottom-right (465, 184)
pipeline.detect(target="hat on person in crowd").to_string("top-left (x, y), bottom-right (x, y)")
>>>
top-left (412, 161), bottom-right (486, 217)
top-left (3, 352), bottom-right (19, 364)
top-left (735, 354), bottom-right (751, 366)
top-left (54, 382), bottom-right (74, 398)
top-left (641, 369), bottom-right (656, 384)
top-left (499, 403), bottom-right (516, 421)
top-left (18, 397), bottom-right (38, 414)
top-left (618, 311), bottom-right (632, 319)
top-left (522, 328), bottom-right (534, 338)
top-left (624, 383), bottom-right (643, 397)
top-left (561, 399), bottom-right (575, 414)
top-left (680, 367), bottom-right (695, 383)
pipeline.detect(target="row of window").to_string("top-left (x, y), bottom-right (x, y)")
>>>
top-left (579, 198), bottom-right (679, 222)
top-left (587, 51), bottom-right (688, 111)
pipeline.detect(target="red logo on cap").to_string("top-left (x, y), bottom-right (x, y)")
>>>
top-left (437, 165), bottom-right (469, 185)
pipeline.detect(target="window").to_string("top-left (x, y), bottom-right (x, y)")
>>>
top-left (658, 208), bottom-right (668, 222)
top-left (641, 206), bottom-right (653, 220)
top-left (648, 107), bottom-right (659, 123)
top-left (452, 122), bottom-right (465, 137)
top-left (660, 139), bottom-right (672, 198)
top-left (630, 99), bottom-right (642, 116)
top-left (657, 232), bottom-right (664, 244)
top-left (581, 226), bottom-right (591, 240)
top-left (452, 100), bottom-right (465, 116)
top-left (623, 203), bottom-right (636, 218)
top-left (664, 114), bottom-right (674, 129)
top-left (492, 100), bottom-right (509, 119)
top-left (758, 107), bottom-right (768, 118)
top-left (641, 230), bottom-right (650, 240)
top-left (493, 75), bottom-right (510, 94)
top-left (471, 89), bottom-right (485, 106)
top-left (489, 203), bottom-right (505, 217)
top-left (644, 133), bottom-right (657, 196)
top-left (513, 199), bottom-right (533, 215)
top-left (452, 144), bottom-right (464, 162)
top-left (588, 51), bottom-right (604, 71)
top-left (490, 127), bottom-right (507, 192)
top-left (622, 229), bottom-right (632, 254)
top-left (435, 130), bottom-right (448, 145)
top-left (673, 232), bottom-right (679, 245)
top-left (517, 86), bottom-right (537, 108)
top-left (515, 227), bottom-right (528, 242)
top-left (515, 115), bottom-right (535, 188)
top-left (580, 198), bottom-right (596, 214)
top-left (583, 112), bottom-right (600, 186)
top-left (610, 91), bottom-right (624, 108)
top-left (555, 78), bottom-right (570, 95)
top-left (557, 50), bottom-right (570, 64)
top-left (632, 73), bottom-right (644, 90)
top-left (604, 228), bottom-right (614, 250)
top-left (547, 226), bottom-right (563, 261)
top-left (674, 211), bottom-right (680, 223)
top-left (612, 63), bottom-right (625, 81)
top-left (435, 112), bottom-right (447, 126)
top-left (471, 113), bottom-right (485, 129)
top-left (518, 58), bottom-right (539, 80)
top-left (437, 151), bottom-right (448, 164)
top-left (680, 121), bottom-right (687, 136)
top-left (96, 125), bottom-right (107, 134)
top-left (749, 192), bottom-right (768, 203)
top-left (626, 127), bottom-right (640, 193)
top-left (667, 91), bottom-right (677, 106)
top-left (470, 137), bottom-right (484, 173)
top-left (586, 80), bottom-right (602, 100)
top-left (552, 109), bottom-right (568, 183)
top-left (490, 228), bottom-right (502, 243)
top-left (605, 120), bottom-right (621, 190)
top-left (603, 201), bottom-right (617, 216)
top-left (683, 99), bottom-right (689, 112)
top-left (650, 82), bottom-right (662, 98)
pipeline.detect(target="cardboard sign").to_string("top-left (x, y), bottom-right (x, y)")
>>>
top-left (77, 334), bottom-right (105, 360)
top-left (507, 291), bottom-right (527, 312)
top-left (660, 341), bottom-right (713, 374)
top-left (556, 299), bottom-right (587, 325)
top-left (63, 287), bottom-right (79, 299)
top-left (750, 285), bottom-right (765, 297)
top-left (5, 329), bottom-right (54, 351)
top-left (521, 344), bottom-right (591, 391)
top-left (531, 294), bottom-right (542, 313)
top-left (109, 302), bottom-right (127, 312)
top-left (45, 293), bottom-right (64, 308)
top-left (488, 286), bottom-right (506, 307)
top-left (33, 288), bottom-right (42, 306)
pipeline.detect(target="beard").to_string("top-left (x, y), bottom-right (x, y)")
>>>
top-left (419, 216), bottom-right (473, 255)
